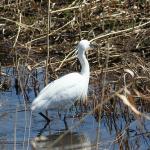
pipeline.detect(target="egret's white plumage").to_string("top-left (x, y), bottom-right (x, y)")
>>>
top-left (31, 40), bottom-right (91, 112)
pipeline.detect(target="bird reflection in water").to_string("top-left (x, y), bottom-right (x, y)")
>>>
top-left (31, 131), bottom-right (91, 150)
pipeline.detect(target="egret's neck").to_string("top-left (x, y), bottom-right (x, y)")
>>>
top-left (78, 52), bottom-right (90, 77)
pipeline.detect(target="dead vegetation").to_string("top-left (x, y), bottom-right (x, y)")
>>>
top-left (0, 0), bottom-right (150, 149)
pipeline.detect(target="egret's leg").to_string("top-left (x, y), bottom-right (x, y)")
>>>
top-left (38, 112), bottom-right (51, 136)
top-left (39, 112), bottom-right (50, 124)
top-left (63, 115), bottom-right (68, 130)
top-left (58, 111), bottom-right (61, 119)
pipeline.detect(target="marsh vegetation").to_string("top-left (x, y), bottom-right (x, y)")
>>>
top-left (0, 0), bottom-right (150, 149)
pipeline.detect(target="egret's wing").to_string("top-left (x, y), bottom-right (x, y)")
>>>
top-left (31, 72), bottom-right (86, 110)
top-left (39, 72), bottom-right (82, 97)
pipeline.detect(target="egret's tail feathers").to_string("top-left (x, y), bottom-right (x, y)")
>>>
top-left (31, 104), bottom-right (36, 111)
top-left (31, 99), bottom-right (46, 111)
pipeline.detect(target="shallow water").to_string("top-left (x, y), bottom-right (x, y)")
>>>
top-left (0, 67), bottom-right (150, 150)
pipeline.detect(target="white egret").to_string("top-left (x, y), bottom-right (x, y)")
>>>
top-left (31, 40), bottom-right (93, 129)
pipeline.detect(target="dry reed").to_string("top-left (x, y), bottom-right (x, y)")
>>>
top-left (0, 0), bottom-right (150, 149)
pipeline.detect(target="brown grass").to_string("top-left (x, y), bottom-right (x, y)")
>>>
top-left (0, 0), bottom-right (150, 149)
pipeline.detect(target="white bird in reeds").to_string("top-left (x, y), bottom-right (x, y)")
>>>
top-left (31, 40), bottom-right (94, 129)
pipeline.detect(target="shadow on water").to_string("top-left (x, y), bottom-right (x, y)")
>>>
top-left (0, 66), bottom-right (150, 150)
